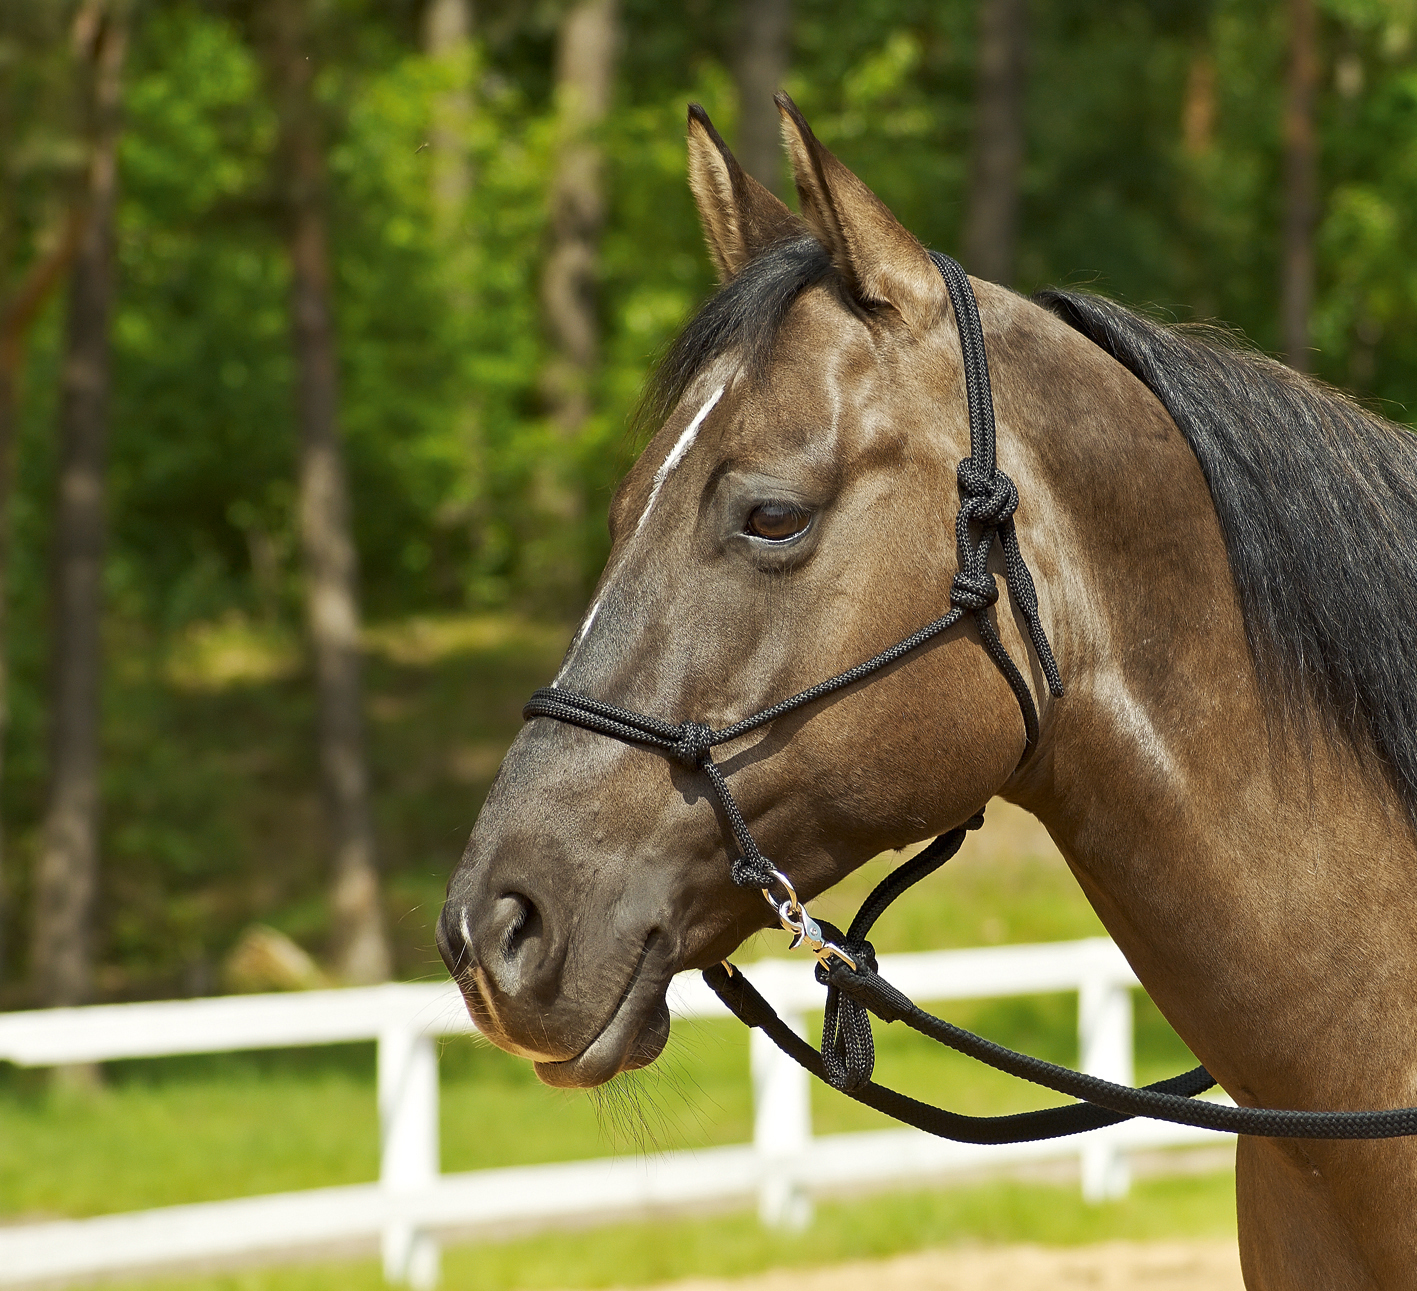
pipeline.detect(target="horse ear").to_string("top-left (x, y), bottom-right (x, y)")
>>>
top-left (687, 103), bottom-right (807, 283)
top-left (775, 93), bottom-right (947, 333)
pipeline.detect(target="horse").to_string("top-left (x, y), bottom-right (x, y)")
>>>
top-left (438, 95), bottom-right (1417, 1288)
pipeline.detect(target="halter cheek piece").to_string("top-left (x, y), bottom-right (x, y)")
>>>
top-left (523, 254), bottom-right (1417, 1144)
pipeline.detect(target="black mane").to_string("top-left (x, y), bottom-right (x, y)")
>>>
top-left (1039, 288), bottom-right (1417, 823)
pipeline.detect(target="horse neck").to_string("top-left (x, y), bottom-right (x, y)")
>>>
top-left (995, 307), bottom-right (1417, 1107)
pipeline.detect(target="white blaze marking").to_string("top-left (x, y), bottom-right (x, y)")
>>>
top-left (551, 597), bottom-right (600, 686)
top-left (635, 384), bottom-right (724, 535)
top-left (554, 382), bottom-right (726, 683)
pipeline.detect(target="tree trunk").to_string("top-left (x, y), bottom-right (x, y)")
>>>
top-left (541, 0), bottom-right (618, 441)
top-left (260, 0), bottom-right (390, 985)
top-left (1282, 0), bottom-right (1318, 371)
top-left (0, 358), bottom-right (13, 985)
top-left (732, 0), bottom-right (791, 196)
top-left (0, 213), bottom-right (83, 988)
top-left (30, 1), bottom-right (126, 1012)
top-left (1178, 45), bottom-right (1219, 322)
top-left (535, 0), bottom-right (619, 608)
top-left (963, 0), bottom-right (1028, 286)
top-left (1182, 50), bottom-right (1216, 158)
top-left (422, 0), bottom-right (486, 579)
top-left (423, 0), bottom-right (474, 241)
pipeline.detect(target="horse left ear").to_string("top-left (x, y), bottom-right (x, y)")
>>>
top-left (776, 93), bottom-right (947, 333)
top-left (687, 104), bottom-right (807, 283)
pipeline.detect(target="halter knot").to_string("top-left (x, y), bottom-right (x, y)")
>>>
top-left (957, 458), bottom-right (1018, 527)
top-left (730, 850), bottom-right (777, 890)
top-left (950, 568), bottom-right (1000, 612)
top-left (672, 720), bottom-right (713, 768)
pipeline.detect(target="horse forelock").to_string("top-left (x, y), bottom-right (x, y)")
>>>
top-left (636, 235), bottom-right (834, 442)
top-left (1039, 287), bottom-right (1417, 827)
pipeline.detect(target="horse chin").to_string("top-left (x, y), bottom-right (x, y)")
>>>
top-left (533, 991), bottom-right (672, 1089)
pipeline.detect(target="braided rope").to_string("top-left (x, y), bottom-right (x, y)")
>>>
top-left (704, 961), bottom-right (1218, 1145)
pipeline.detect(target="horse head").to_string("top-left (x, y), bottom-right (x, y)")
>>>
top-left (437, 98), bottom-right (1059, 1089)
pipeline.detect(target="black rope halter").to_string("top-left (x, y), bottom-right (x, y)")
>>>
top-left (526, 253), bottom-right (1062, 895)
top-left (521, 253), bottom-right (1417, 1144)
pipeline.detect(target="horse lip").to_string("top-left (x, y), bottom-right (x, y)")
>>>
top-left (533, 932), bottom-right (672, 1088)
top-left (458, 967), bottom-right (560, 1063)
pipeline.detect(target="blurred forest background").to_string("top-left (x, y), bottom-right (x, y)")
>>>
top-left (0, 0), bottom-right (1412, 1010)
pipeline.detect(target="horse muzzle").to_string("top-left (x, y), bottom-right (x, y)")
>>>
top-left (437, 853), bottom-right (677, 1087)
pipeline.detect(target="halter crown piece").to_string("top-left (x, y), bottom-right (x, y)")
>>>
top-left (521, 255), bottom-right (1417, 1145)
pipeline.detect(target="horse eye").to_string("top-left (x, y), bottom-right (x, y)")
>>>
top-left (745, 501), bottom-right (811, 541)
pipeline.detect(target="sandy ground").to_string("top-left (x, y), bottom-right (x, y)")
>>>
top-left (608, 1241), bottom-right (1245, 1291)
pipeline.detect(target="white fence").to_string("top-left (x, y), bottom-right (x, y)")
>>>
top-left (0, 938), bottom-right (1233, 1290)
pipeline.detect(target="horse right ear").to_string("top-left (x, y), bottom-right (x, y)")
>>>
top-left (775, 93), bottom-right (946, 334)
top-left (687, 104), bottom-right (806, 283)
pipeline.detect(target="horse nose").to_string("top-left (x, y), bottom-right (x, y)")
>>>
top-left (438, 889), bottom-right (549, 997)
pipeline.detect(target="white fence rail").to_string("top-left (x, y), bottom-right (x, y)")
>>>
top-left (0, 938), bottom-right (1233, 1289)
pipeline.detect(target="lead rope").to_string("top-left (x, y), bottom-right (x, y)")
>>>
top-left (523, 254), bottom-right (1417, 1142)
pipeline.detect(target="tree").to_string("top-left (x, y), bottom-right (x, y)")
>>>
top-left (30, 0), bottom-right (128, 1015)
top-left (0, 218), bottom-right (80, 982)
top-left (1282, 0), bottom-right (1318, 370)
top-left (535, 0), bottom-right (619, 607)
top-left (423, 0), bottom-right (474, 242)
top-left (732, 0), bottom-right (791, 197)
top-left (258, 0), bottom-right (391, 984)
top-left (0, 3), bottom-right (86, 986)
top-left (963, 0), bottom-right (1027, 286)
top-left (421, 0), bottom-right (486, 586)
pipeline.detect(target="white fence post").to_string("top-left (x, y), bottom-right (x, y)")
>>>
top-left (1077, 971), bottom-right (1134, 1202)
top-left (378, 1027), bottom-right (441, 1288)
top-left (750, 1012), bottom-right (813, 1231)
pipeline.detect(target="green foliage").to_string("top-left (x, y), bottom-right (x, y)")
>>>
top-left (3, 0), bottom-right (1417, 986)
top-left (79, 0), bottom-right (1417, 635)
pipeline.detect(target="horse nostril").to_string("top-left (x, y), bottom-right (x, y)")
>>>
top-left (493, 892), bottom-right (543, 969)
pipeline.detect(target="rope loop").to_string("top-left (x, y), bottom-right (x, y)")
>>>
top-left (815, 919), bottom-right (879, 1092)
top-left (671, 720), bottom-right (713, 768)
